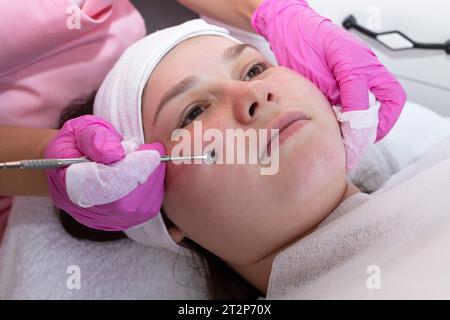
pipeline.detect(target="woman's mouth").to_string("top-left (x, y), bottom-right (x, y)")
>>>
top-left (262, 110), bottom-right (311, 159)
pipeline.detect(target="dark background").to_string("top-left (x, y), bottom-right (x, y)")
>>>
top-left (130, 0), bottom-right (199, 33)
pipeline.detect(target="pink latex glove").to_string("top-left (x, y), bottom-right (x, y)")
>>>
top-left (45, 115), bottom-right (166, 231)
top-left (251, 0), bottom-right (407, 165)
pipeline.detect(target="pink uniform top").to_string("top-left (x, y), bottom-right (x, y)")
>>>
top-left (0, 0), bottom-right (146, 241)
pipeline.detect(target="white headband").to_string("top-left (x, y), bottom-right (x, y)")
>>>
top-left (93, 19), bottom-right (241, 254)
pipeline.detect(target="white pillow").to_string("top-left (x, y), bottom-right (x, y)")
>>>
top-left (350, 101), bottom-right (450, 192)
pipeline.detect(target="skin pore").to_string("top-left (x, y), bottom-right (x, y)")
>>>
top-left (141, 35), bottom-right (361, 295)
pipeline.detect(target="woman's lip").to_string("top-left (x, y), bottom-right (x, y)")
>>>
top-left (278, 118), bottom-right (310, 145)
top-left (266, 110), bottom-right (311, 133)
top-left (266, 119), bottom-right (310, 156)
top-left (262, 111), bottom-right (311, 159)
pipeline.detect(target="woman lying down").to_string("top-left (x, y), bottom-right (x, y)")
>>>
top-left (51, 19), bottom-right (450, 300)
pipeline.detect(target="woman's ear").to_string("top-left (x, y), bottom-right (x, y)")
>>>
top-left (168, 226), bottom-right (185, 243)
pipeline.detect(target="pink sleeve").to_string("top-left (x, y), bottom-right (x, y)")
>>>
top-left (0, 0), bottom-right (146, 128)
top-left (0, 0), bottom-right (139, 75)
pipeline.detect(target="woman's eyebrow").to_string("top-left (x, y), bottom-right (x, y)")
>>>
top-left (153, 75), bottom-right (199, 125)
top-left (223, 43), bottom-right (257, 62)
top-left (153, 43), bottom-right (258, 125)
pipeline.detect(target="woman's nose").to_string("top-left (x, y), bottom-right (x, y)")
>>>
top-left (232, 80), bottom-right (274, 124)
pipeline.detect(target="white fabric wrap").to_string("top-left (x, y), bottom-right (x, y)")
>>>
top-left (332, 92), bottom-right (380, 130)
top-left (332, 92), bottom-right (381, 172)
top-left (66, 143), bottom-right (160, 208)
top-left (92, 19), bottom-right (241, 254)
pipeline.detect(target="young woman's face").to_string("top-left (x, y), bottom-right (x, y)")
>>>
top-left (142, 35), bottom-right (347, 266)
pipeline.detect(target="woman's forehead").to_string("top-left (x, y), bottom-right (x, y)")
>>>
top-left (158, 36), bottom-right (240, 71)
top-left (145, 36), bottom-right (242, 100)
top-left (173, 35), bottom-right (239, 54)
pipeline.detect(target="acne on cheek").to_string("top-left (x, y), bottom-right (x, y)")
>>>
top-left (163, 162), bottom-right (218, 224)
top-left (164, 160), bottom-right (195, 191)
top-left (163, 117), bottom-right (227, 187)
top-left (204, 115), bottom-right (227, 132)
top-left (164, 147), bottom-right (214, 192)
top-left (312, 136), bottom-right (346, 176)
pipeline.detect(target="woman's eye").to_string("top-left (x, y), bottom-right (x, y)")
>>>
top-left (243, 63), bottom-right (268, 81)
top-left (178, 62), bottom-right (270, 128)
top-left (181, 105), bottom-right (206, 128)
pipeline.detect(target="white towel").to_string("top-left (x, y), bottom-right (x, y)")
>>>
top-left (0, 197), bottom-right (207, 299)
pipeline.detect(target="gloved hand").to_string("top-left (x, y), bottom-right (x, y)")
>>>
top-left (45, 115), bottom-right (166, 231)
top-left (251, 0), bottom-right (407, 169)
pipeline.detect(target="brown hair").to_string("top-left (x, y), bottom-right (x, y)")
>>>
top-left (56, 93), bottom-right (262, 299)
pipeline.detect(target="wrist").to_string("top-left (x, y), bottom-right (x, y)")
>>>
top-left (237, 0), bottom-right (265, 31)
top-left (38, 129), bottom-right (58, 159)
top-left (238, 0), bottom-right (264, 19)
